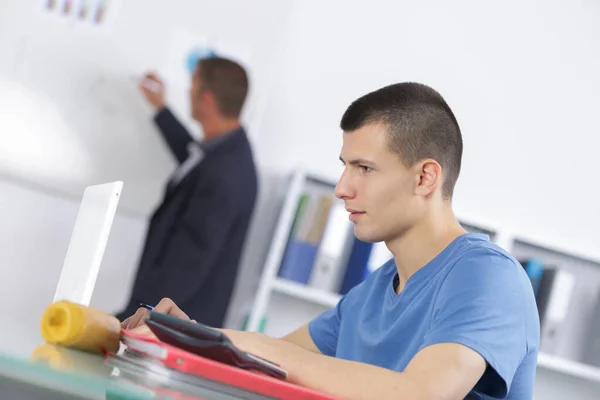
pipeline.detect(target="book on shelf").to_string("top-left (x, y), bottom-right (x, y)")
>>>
top-left (277, 192), bottom-right (333, 284)
top-left (583, 290), bottom-right (600, 368)
top-left (308, 201), bottom-right (354, 292)
top-left (338, 240), bottom-right (393, 295)
top-left (537, 267), bottom-right (576, 354)
top-left (520, 258), bottom-right (544, 296)
top-left (519, 258), bottom-right (576, 354)
top-left (338, 237), bottom-right (373, 295)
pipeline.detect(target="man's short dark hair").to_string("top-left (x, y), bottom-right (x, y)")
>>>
top-left (340, 82), bottom-right (463, 199)
top-left (197, 57), bottom-right (249, 119)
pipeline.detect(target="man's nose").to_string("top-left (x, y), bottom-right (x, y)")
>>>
top-left (334, 168), bottom-right (353, 200)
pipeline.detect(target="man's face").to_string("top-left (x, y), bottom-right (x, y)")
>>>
top-left (335, 123), bottom-right (423, 243)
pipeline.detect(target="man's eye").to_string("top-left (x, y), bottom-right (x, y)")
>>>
top-left (361, 166), bottom-right (373, 173)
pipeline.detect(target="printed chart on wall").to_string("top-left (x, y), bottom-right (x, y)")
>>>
top-left (157, 28), bottom-right (253, 140)
top-left (38, 0), bottom-right (121, 34)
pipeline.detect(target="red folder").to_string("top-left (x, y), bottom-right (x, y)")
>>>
top-left (119, 330), bottom-right (339, 400)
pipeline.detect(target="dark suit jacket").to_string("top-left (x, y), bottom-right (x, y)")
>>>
top-left (117, 108), bottom-right (258, 327)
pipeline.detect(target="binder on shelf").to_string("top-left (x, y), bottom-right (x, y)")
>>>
top-left (517, 257), bottom-right (580, 356)
top-left (306, 195), bottom-right (334, 244)
top-left (583, 291), bottom-right (600, 368)
top-left (339, 237), bottom-right (373, 295)
top-left (278, 193), bottom-right (333, 285)
top-left (519, 258), bottom-right (544, 296)
top-left (278, 240), bottom-right (319, 284)
top-left (290, 193), bottom-right (310, 238)
top-left (308, 201), bottom-right (354, 292)
top-left (337, 240), bottom-right (393, 295)
top-left (537, 266), bottom-right (576, 354)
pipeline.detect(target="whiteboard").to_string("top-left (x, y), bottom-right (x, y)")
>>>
top-left (0, 0), bottom-right (291, 215)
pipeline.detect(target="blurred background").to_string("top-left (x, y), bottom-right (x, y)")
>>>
top-left (0, 0), bottom-right (599, 398)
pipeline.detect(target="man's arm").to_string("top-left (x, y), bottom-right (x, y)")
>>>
top-left (224, 329), bottom-right (485, 400)
top-left (139, 73), bottom-right (194, 164)
top-left (153, 107), bottom-right (195, 164)
top-left (280, 323), bottom-right (322, 354)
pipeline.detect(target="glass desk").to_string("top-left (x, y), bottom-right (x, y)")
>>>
top-left (0, 319), bottom-right (275, 400)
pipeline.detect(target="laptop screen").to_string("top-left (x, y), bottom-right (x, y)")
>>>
top-left (53, 181), bottom-right (122, 306)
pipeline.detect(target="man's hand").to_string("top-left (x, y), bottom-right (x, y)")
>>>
top-left (139, 72), bottom-right (166, 110)
top-left (120, 297), bottom-right (192, 330)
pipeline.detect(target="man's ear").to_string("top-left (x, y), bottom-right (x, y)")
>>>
top-left (415, 159), bottom-right (442, 197)
top-left (203, 91), bottom-right (219, 111)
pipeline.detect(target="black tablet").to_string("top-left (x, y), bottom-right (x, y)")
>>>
top-left (144, 312), bottom-right (288, 380)
top-left (148, 312), bottom-right (226, 342)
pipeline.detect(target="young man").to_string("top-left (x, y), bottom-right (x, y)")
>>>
top-left (123, 82), bottom-right (539, 399)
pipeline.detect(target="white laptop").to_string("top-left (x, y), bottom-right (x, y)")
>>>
top-left (53, 181), bottom-right (123, 306)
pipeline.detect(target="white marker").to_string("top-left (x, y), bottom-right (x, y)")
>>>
top-left (140, 78), bottom-right (162, 93)
top-left (132, 75), bottom-right (162, 93)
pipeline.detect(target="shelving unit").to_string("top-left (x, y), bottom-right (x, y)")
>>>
top-left (272, 278), bottom-right (341, 309)
top-left (537, 353), bottom-right (600, 383)
top-left (246, 169), bottom-right (600, 385)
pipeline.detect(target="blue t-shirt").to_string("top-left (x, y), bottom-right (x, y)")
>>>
top-left (309, 233), bottom-right (539, 399)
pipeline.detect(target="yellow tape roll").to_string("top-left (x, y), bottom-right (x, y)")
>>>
top-left (40, 301), bottom-right (121, 354)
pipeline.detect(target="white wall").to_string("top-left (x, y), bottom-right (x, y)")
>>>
top-left (247, 0), bottom-right (600, 398)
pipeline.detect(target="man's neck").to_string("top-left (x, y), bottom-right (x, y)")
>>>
top-left (201, 118), bottom-right (242, 140)
top-left (386, 206), bottom-right (467, 294)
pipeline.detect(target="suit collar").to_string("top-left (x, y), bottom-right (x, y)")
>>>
top-left (160, 127), bottom-right (247, 202)
top-left (198, 126), bottom-right (245, 154)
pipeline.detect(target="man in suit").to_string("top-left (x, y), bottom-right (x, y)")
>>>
top-left (116, 57), bottom-right (258, 328)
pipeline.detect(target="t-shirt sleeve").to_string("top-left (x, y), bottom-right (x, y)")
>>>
top-left (420, 250), bottom-right (531, 398)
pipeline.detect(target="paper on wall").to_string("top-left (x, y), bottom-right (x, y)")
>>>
top-left (37, 0), bottom-right (122, 35)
